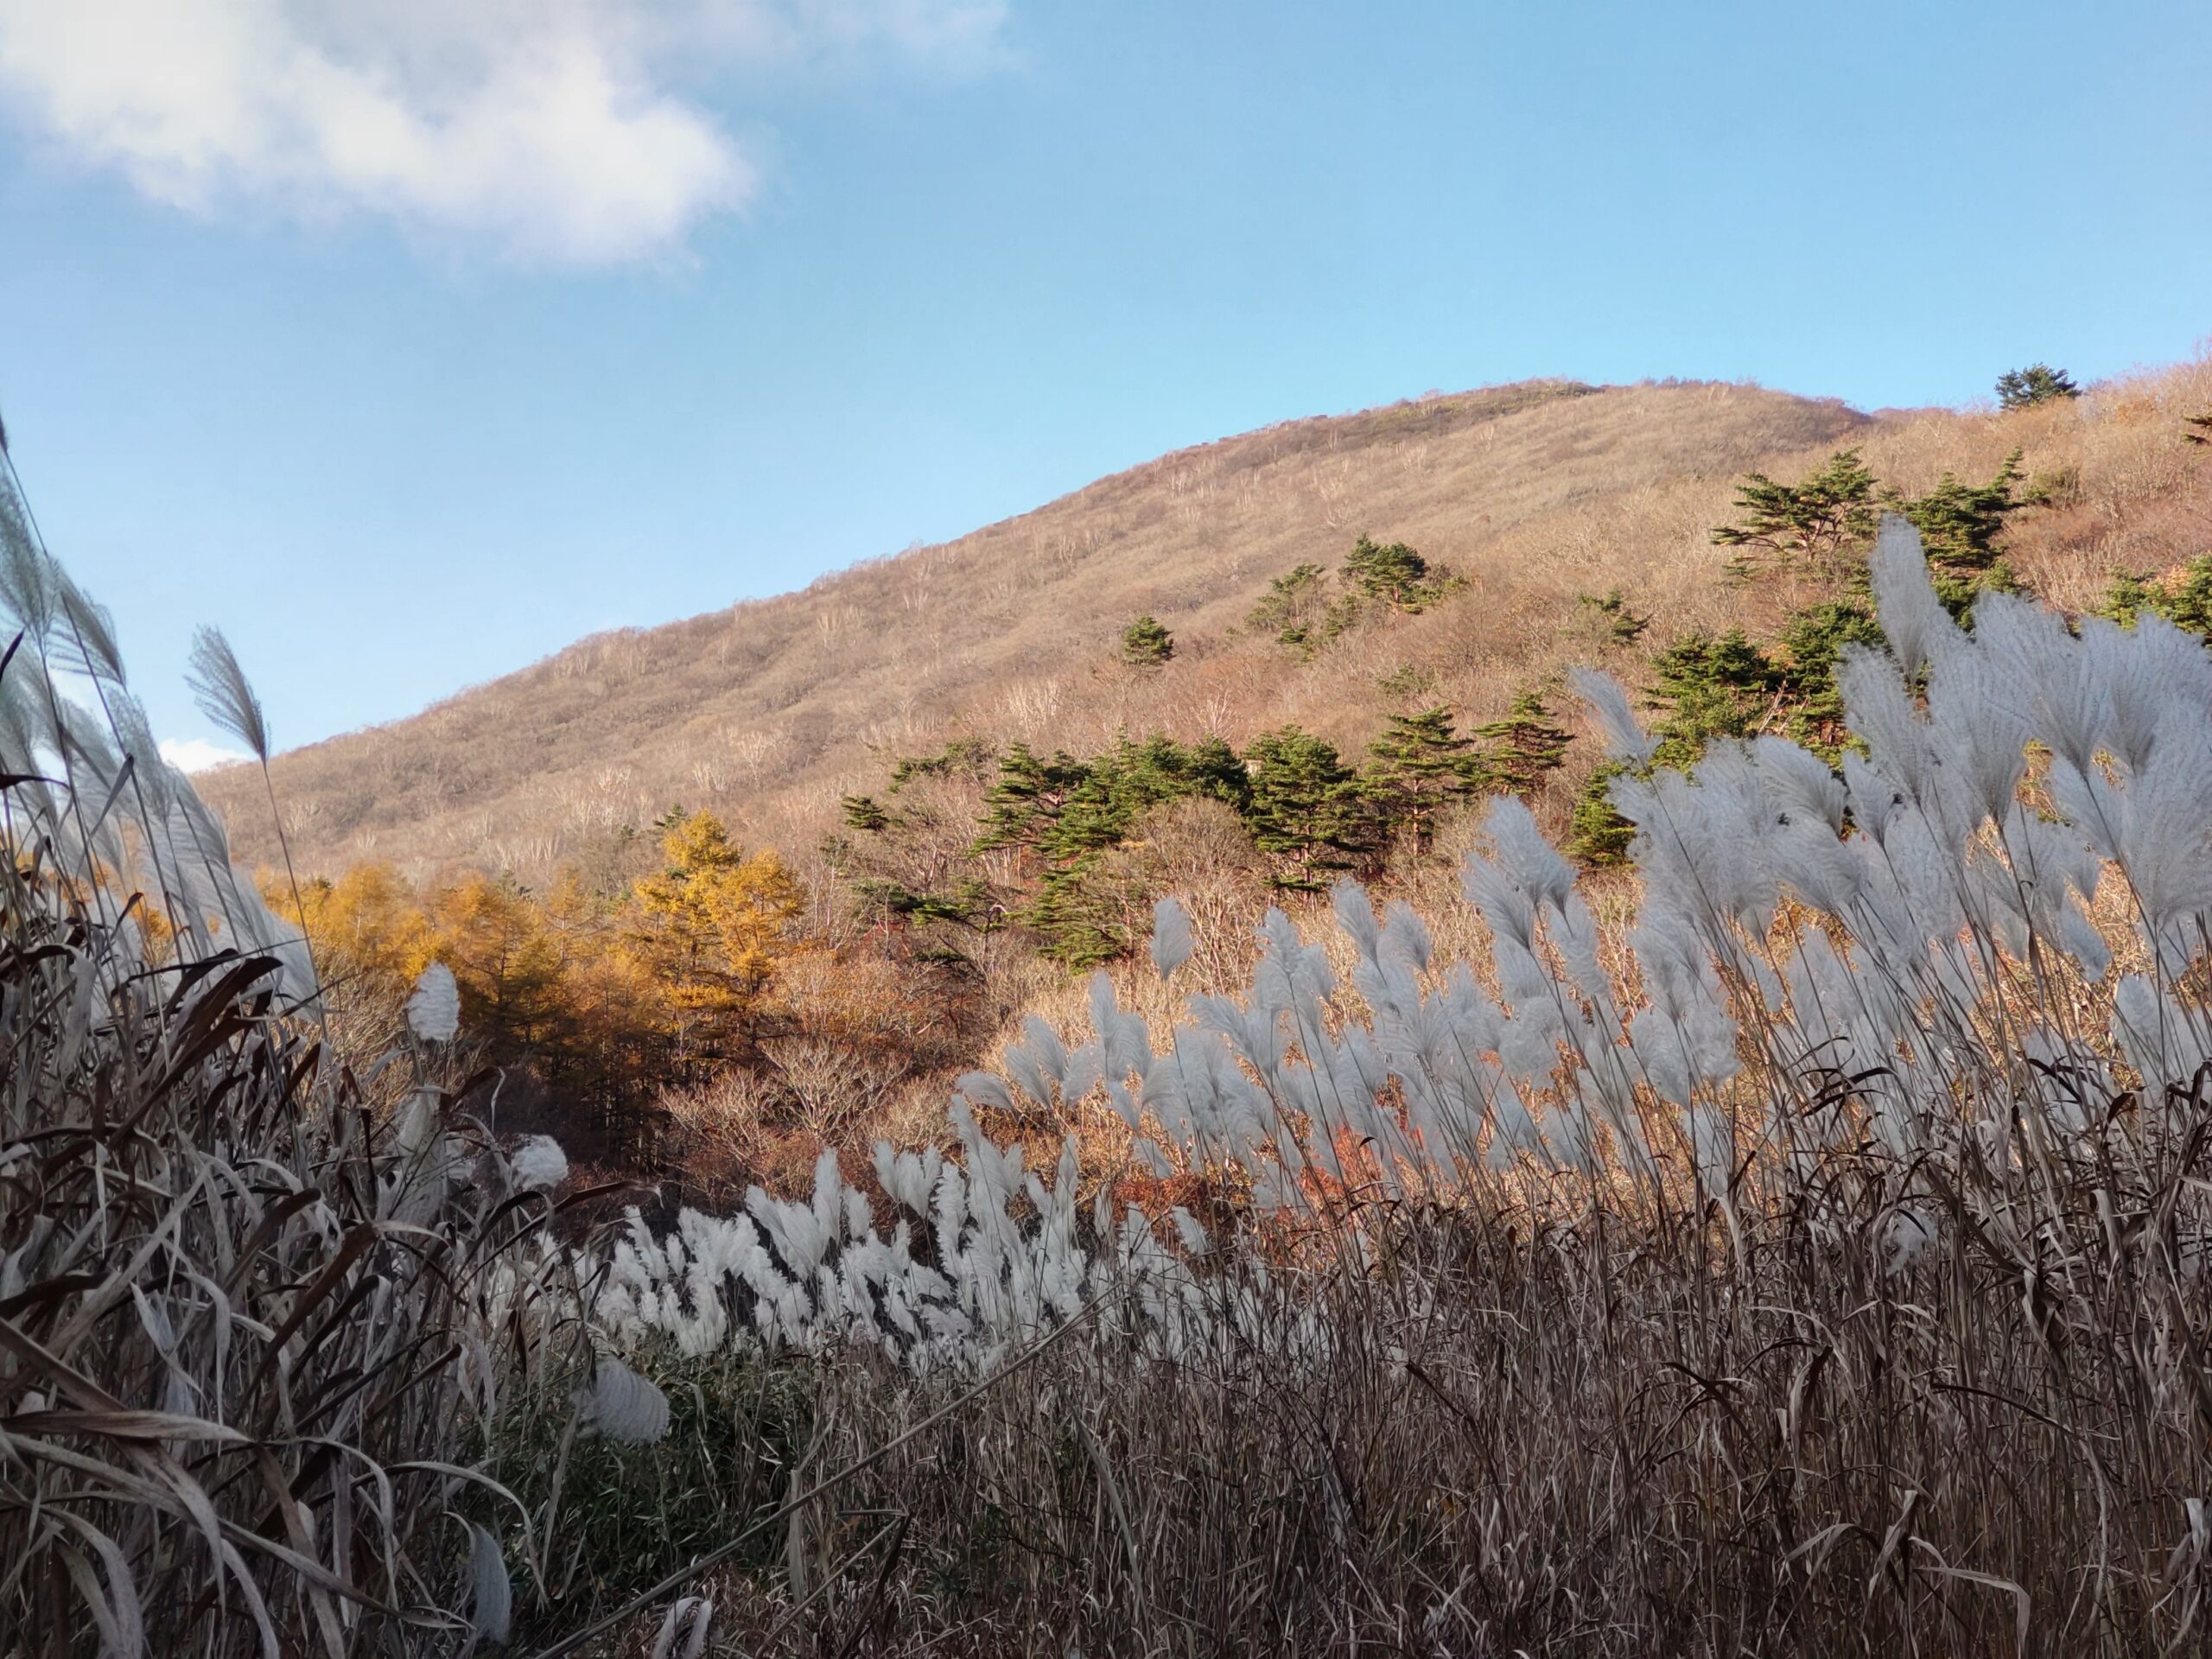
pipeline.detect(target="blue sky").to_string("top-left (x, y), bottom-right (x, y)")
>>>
top-left (0, 1), bottom-right (2206, 763)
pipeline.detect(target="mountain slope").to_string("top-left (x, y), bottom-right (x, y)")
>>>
top-left (202, 365), bottom-right (2209, 883)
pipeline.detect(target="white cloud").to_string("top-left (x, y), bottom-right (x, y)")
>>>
top-left (0, 1), bottom-right (1006, 263)
top-left (161, 736), bottom-right (255, 772)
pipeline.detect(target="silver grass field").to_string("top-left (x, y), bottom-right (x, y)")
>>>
top-left (3, 462), bottom-right (2211, 1656)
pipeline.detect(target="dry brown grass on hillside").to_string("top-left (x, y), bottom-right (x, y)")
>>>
top-left (203, 358), bottom-right (2212, 895)
top-left (200, 378), bottom-right (1855, 873)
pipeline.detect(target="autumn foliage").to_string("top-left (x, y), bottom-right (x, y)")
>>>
top-left (273, 809), bottom-right (800, 1151)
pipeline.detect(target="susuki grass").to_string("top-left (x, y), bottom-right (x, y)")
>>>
top-left (0, 462), bottom-right (607, 1656)
top-left (10, 407), bottom-right (2212, 1655)
top-left (544, 518), bottom-right (2212, 1654)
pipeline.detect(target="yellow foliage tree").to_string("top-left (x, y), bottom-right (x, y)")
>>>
top-left (270, 864), bottom-right (437, 1055)
top-left (290, 864), bottom-right (437, 994)
top-left (626, 810), bottom-right (801, 1061)
top-left (431, 871), bottom-right (569, 1050)
top-left (270, 814), bottom-right (802, 1142)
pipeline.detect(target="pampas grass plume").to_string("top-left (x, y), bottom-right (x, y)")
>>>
top-left (467, 1523), bottom-right (512, 1649)
top-left (407, 962), bottom-right (461, 1044)
top-left (652, 1596), bottom-right (715, 1659)
top-left (510, 1134), bottom-right (569, 1192)
top-left (185, 625), bottom-right (270, 763)
top-left (1150, 895), bottom-right (1194, 980)
top-left (576, 1357), bottom-right (671, 1444)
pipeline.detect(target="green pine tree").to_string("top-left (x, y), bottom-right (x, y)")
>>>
top-left (2152, 560), bottom-right (2212, 636)
top-left (1040, 734), bottom-right (1249, 861)
top-left (1243, 725), bottom-right (1373, 889)
top-left (1887, 449), bottom-right (2025, 607)
top-left (1577, 588), bottom-right (1650, 644)
top-left (1120, 613), bottom-right (1174, 667)
top-left (887, 735), bottom-right (995, 792)
top-left (1248, 563), bottom-right (1357, 651)
top-left (1471, 690), bottom-right (1572, 799)
top-left (1014, 734), bottom-right (1249, 968)
top-left (1341, 534), bottom-right (1460, 611)
top-left (1567, 763), bottom-right (1637, 868)
top-left (832, 748), bottom-right (1006, 957)
top-left (1995, 364), bottom-right (2080, 410)
top-left (974, 742), bottom-right (1088, 854)
top-left (1648, 628), bottom-right (1779, 760)
top-left (1363, 706), bottom-right (1481, 849)
top-left (1376, 661), bottom-right (1438, 698)
top-left (840, 794), bottom-right (891, 833)
top-left (1709, 448), bottom-right (1878, 575)
top-left (1771, 599), bottom-right (1885, 754)
top-left (2097, 570), bottom-right (2164, 629)
top-left (2021, 466), bottom-right (2082, 508)
top-left (2097, 556), bottom-right (2212, 640)
top-left (849, 876), bottom-right (992, 931)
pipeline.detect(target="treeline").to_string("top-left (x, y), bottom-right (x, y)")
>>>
top-left (830, 690), bottom-right (1571, 969)
top-left (272, 809), bottom-right (800, 1150)
top-left (826, 442), bottom-right (2043, 969)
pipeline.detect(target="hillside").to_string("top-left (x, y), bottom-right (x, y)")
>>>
top-left (200, 378), bottom-right (1860, 874)
top-left (205, 360), bottom-right (2212, 899)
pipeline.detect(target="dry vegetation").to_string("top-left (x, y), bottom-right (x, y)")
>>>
top-left (205, 362), bottom-right (2212, 893)
top-left (11, 359), bottom-right (2212, 1657)
top-left (200, 378), bottom-right (1872, 880)
top-left (200, 357), bottom-right (2212, 1192)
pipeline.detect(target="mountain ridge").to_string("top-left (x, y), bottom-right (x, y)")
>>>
top-left (207, 368), bottom-right (2113, 887)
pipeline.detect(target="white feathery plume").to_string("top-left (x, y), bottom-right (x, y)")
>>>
top-left (406, 962), bottom-right (461, 1044)
top-left (1088, 970), bottom-right (1154, 1082)
top-left (2056, 899), bottom-right (2112, 983)
top-left (652, 1597), bottom-right (715, 1659)
top-left (1016, 1014), bottom-right (1070, 1084)
top-left (1839, 647), bottom-right (1935, 802)
top-left (466, 1524), bottom-right (511, 1649)
top-left (2106, 612), bottom-right (2212, 775)
top-left (0, 497), bottom-right (59, 645)
top-left (105, 693), bottom-right (173, 815)
top-left (1682, 1105), bottom-right (1736, 1201)
top-left (873, 1142), bottom-right (942, 1216)
top-left (510, 1135), bottom-right (569, 1192)
top-left (1331, 877), bottom-right (1381, 963)
top-left (1569, 665), bottom-right (1660, 766)
top-left (1923, 635), bottom-right (2029, 832)
top-left (1867, 513), bottom-right (1960, 679)
top-left (1169, 1207), bottom-right (1210, 1256)
top-left (0, 665), bottom-right (43, 782)
top-left (1977, 590), bottom-right (2106, 777)
top-left (1058, 1041), bottom-right (1104, 1106)
top-left (2112, 974), bottom-right (2196, 1099)
top-left (1880, 1205), bottom-right (1939, 1276)
top-left (575, 1357), bottom-right (671, 1444)
top-left (185, 625), bottom-right (270, 763)
top-left (1381, 898), bottom-right (1433, 972)
top-left (1461, 848), bottom-right (1535, 957)
top-left (1001, 1017), bottom-right (1067, 1109)
top-left (1149, 894), bottom-right (1194, 980)
top-left (1749, 735), bottom-right (1847, 835)
top-left (955, 1070), bottom-right (1016, 1114)
top-left (49, 563), bottom-right (124, 683)
top-left (1478, 796), bottom-right (1577, 920)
